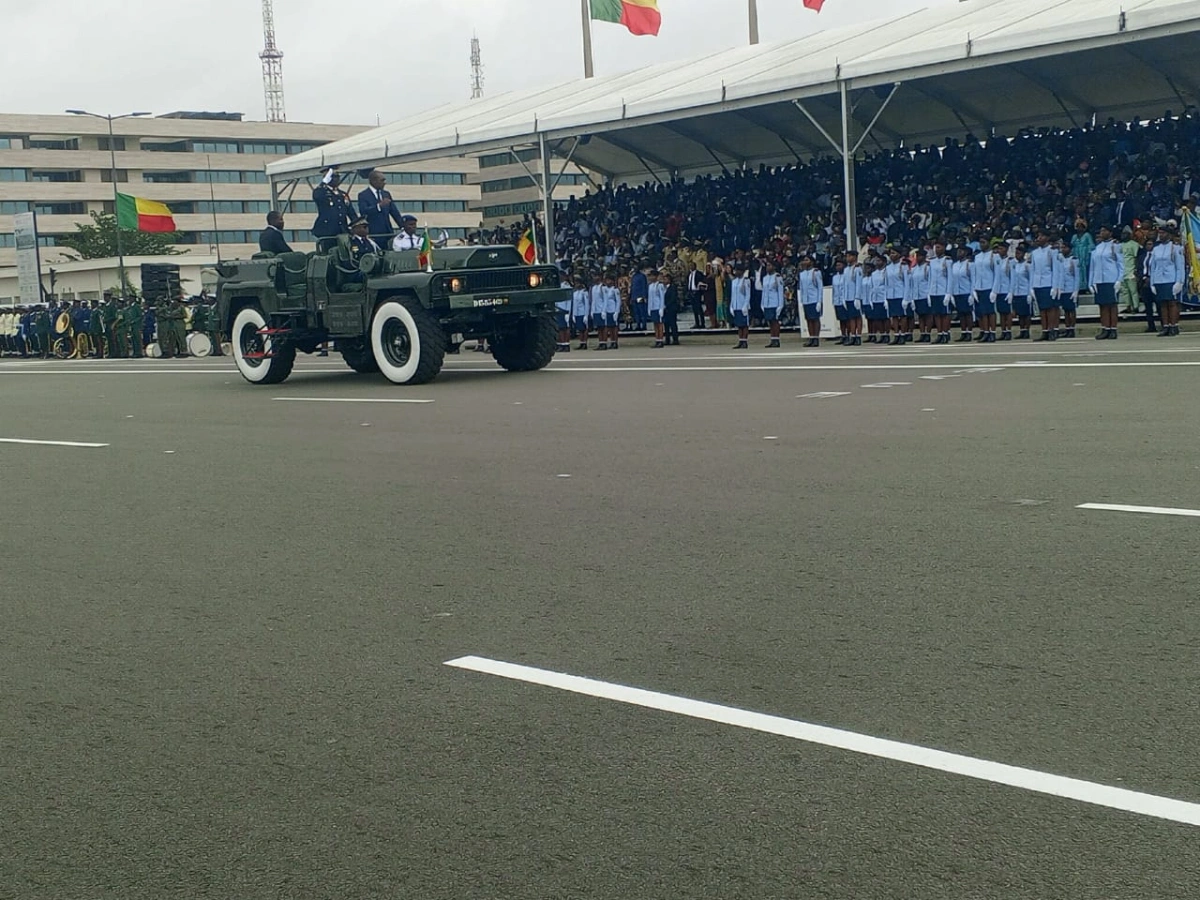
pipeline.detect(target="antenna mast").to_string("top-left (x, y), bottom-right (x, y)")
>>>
top-left (260, 0), bottom-right (287, 122)
top-left (470, 34), bottom-right (485, 100)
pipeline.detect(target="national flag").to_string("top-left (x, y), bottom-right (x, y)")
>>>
top-left (517, 227), bottom-right (536, 264)
top-left (115, 193), bottom-right (176, 233)
top-left (418, 229), bottom-right (432, 268)
top-left (590, 0), bottom-right (661, 36)
top-left (803, 0), bottom-right (826, 10)
top-left (1183, 210), bottom-right (1200, 297)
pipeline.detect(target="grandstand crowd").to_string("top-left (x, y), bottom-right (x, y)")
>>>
top-left (487, 112), bottom-right (1199, 345)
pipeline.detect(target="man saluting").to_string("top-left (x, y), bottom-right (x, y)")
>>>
top-left (311, 168), bottom-right (353, 251)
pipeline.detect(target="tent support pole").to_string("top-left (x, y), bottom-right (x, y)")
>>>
top-left (539, 132), bottom-right (555, 266)
top-left (851, 82), bottom-right (900, 155)
top-left (839, 82), bottom-right (858, 254)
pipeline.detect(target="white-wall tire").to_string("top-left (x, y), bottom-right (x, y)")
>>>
top-left (369, 299), bottom-right (445, 385)
top-left (231, 305), bottom-right (294, 385)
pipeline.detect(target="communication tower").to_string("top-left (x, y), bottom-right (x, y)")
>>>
top-left (260, 0), bottom-right (287, 122)
top-left (470, 35), bottom-right (485, 100)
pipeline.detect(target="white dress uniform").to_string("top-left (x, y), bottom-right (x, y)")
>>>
top-left (392, 230), bottom-right (422, 251)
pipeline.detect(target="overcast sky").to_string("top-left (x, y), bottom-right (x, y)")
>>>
top-left (9, 0), bottom-right (955, 127)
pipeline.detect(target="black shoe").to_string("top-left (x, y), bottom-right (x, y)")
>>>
top-left (958, 333), bottom-right (971, 342)
top-left (999, 331), bottom-right (1012, 341)
top-left (578, 343), bottom-right (587, 350)
top-left (866, 335), bottom-right (877, 343)
top-left (1110, 329), bottom-right (1118, 339)
top-left (735, 340), bottom-right (748, 349)
top-left (1172, 325), bottom-right (1181, 336)
top-left (766, 339), bottom-right (780, 348)
top-left (1158, 328), bottom-right (1171, 337)
top-left (653, 341), bottom-right (664, 348)
top-left (919, 334), bottom-right (931, 343)
top-left (1017, 330), bottom-right (1030, 340)
top-left (596, 342), bottom-right (607, 350)
top-left (561, 344), bottom-right (570, 352)
top-left (852, 336), bottom-right (862, 345)
top-left (1095, 330), bottom-right (1107, 340)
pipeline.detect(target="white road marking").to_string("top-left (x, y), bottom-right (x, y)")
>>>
top-left (862, 382), bottom-right (912, 388)
top-left (1077, 503), bottom-right (1200, 518)
top-left (797, 391), bottom-right (852, 399)
top-left (763, 436), bottom-right (779, 440)
top-left (446, 655), bottom-right (1200, 828)
top-left (0, 438), bottom-right (109, 448)
top-left (271, 397), bottom-right (434, 404)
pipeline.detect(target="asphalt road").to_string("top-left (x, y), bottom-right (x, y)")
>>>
top-left (3, 334), bottom-right (1200, 899)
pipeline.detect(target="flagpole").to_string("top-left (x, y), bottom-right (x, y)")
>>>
top-left (749, 0), bottom-right (759, 44)
top-left (581, 0), bottom-right (595, 78)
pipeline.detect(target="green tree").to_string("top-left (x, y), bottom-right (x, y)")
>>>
top-left (58, 212), bottom-right (187, 260)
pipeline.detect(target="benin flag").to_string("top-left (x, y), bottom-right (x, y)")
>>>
top-left (803, 0), bottom-right (825, 10)
top-left (116, 193), bottom-right (175, 233)
top-left (418, 229), bottom-right (432, 267)
top-left (590, 0), bottom-right (661, 36)
top-left (517, 227), bottom-right (536, 264)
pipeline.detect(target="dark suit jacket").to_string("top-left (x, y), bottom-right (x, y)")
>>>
top-left (258, 226), bottom-right (293, 254)
top-left (311, 184), bottom-right (354, 238)
top-left (357, 187), bottom-right (404, 242)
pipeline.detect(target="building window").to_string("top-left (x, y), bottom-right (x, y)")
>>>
top-left (0, 138), bottom-right (14, 150)
top-left (244, 200), bottom-right (271, 214)
top-left (142, 140), bottom-right (189, 152)
top-left (285, 200), bottom-right (317, 214)
top-left (34, 202), bottom-right (87, 215)
top-left (0, 168), bottom-right (26, 181)
top-left (28, 138), bottom-right (79, 151)
top-left (241, 142), bottom-right (289, 155)
top-left (242, 171), bottom-right (267, 184)
top-left (422, 200), bottom-right (468, 212)
top-left (422, 173), bottom-right (466, 186)
top-left (0, 201), bottom-right (30, 214)
top-left (37, 235), bottom-right (57, 247)
top-left (480, 149), bottom-right (538, 168)
top-left (0, 234), bottom-right (16, 247)
top-left (193, 141), bottom-right (240, 154)
top-left (391, 172), bottom-right (421, 185)
top-left (32, 170), bottom-right (83, 182)
top-left (100, 169), bottom-right (130, 183)
top-left (287, 143), bottom-right (320, 154)
top-left (143, 171), bottom-right (190, 183)
top-left (97, 136), bottom-right (127, 151)
top-left (194, 170), bottom-right (240, 184)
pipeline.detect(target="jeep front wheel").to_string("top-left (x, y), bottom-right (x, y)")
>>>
top-left (231, 305), bottom-right (295, 385)
top-left (369, 298), bottom-right (445, 385)
top-left (339, 341), bottom-right (380, 374)
top-left (492, 315), bottom-right (557, 372)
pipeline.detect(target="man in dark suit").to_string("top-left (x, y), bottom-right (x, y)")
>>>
top-left (357, 170), bottom-right (404, 250)
top-left (311, 169), bottom-right (354, 250)
top-left (258, 211), bottom-right (293, 254)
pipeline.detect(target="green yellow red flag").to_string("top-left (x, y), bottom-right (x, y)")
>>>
top-left (115, 193), bottom-right (176, 233)
top-left (589, 0), bottom-right (661, 36)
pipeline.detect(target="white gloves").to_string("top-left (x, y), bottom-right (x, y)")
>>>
top-left (1051, 289), bottom-right (1060, 300)
top-left (1089, 285), bottom-right (1097, 295)
top-left (944, 294), bottom-right (954, 305)
top-left (1174, 283), bottom-right (1183, 297)
top-left (989, 292), bottom-right (997, 302)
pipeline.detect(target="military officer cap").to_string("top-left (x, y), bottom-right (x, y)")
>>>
top-left (401, 214), bottom-right (418, 224)
top-left (351, 216), bottom-right (368, 227)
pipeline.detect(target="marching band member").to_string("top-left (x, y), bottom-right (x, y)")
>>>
top-left (797, 258), bottom-right (823, 348)
top-left (1053, 240), bottom-right (1078, 339)
top-left (761, 261), bottom-right (785, 348)
top-left (1148, 224), bottom-right (1185, 337)
top-left (1010, 244), bottom-right (1034, 340)
top-left (928, 241), bottom-right (953, 344)
top-left (950, 246), bottom-right (975, 341)
top-left (571, 277), bottom-right (592, 350)
top-left (909, 248), bottom-right (932, 343)
top-left (1030, 233), bottom-right (1059, 341)
top-left (1089, 225), bottom-right (1125, 340)
top-left (648, 270), bottom-right (666, 348)
top-left (991, 242), bottom-right (1014, 341)
top-left (730, 269), bottom-right (751, 350)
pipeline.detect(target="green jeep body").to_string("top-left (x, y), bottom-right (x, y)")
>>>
top-left (216, 242), bottom-right (567, 385)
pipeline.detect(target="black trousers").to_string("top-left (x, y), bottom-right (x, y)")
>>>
top-left (664, 310), bottom-right (680, 343)
top-left (689, 292), bottom-right (704, 327)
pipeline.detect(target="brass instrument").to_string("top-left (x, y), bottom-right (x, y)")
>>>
top-left (54, 311), bottom-right (71, 334)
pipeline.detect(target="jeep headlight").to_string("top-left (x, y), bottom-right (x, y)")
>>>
top-left (449, 277), bottom-right (464, 293)
top-left (528, 272), bottom-right (542, 288)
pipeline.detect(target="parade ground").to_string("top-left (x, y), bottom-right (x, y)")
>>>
top-left (5, 333), bottom-right (1200, 899)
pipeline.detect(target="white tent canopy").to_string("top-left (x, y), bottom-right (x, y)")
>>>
top-left (268, 0), bottom-right (1200, 184)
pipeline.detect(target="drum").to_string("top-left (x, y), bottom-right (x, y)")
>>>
top-left (187, 332), bottom-right (212, 357)
top-left (146, 342), bottom-right (163, 358)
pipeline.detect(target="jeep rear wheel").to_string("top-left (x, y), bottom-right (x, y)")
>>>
top-left (369, 298), bottom-right (445, 385)
top-left (340, 341), bottom-right (379, 374)
top-left (492, 315), bottom-right (557, 372)
top-left (231, 306), bottom-right (295, 385)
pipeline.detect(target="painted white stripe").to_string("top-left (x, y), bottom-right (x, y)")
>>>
top-left (0, 438), bottom-right (109, 448)
top-left (271, 397), bottom-right (435, 404)
top-left (1077, 502), bottom-right (1200, 518)
top-left (445, 655), bottom-right (1200, 828)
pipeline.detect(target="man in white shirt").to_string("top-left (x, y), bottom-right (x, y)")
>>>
top-left (392, 215), bottom-right (423, 251)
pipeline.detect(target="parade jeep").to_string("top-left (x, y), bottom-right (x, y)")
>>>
top-left (215, 241), bottom-right (566, 385)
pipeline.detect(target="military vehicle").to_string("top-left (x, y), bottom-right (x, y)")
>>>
top-left (215, 240), bottom-right (566, 385)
